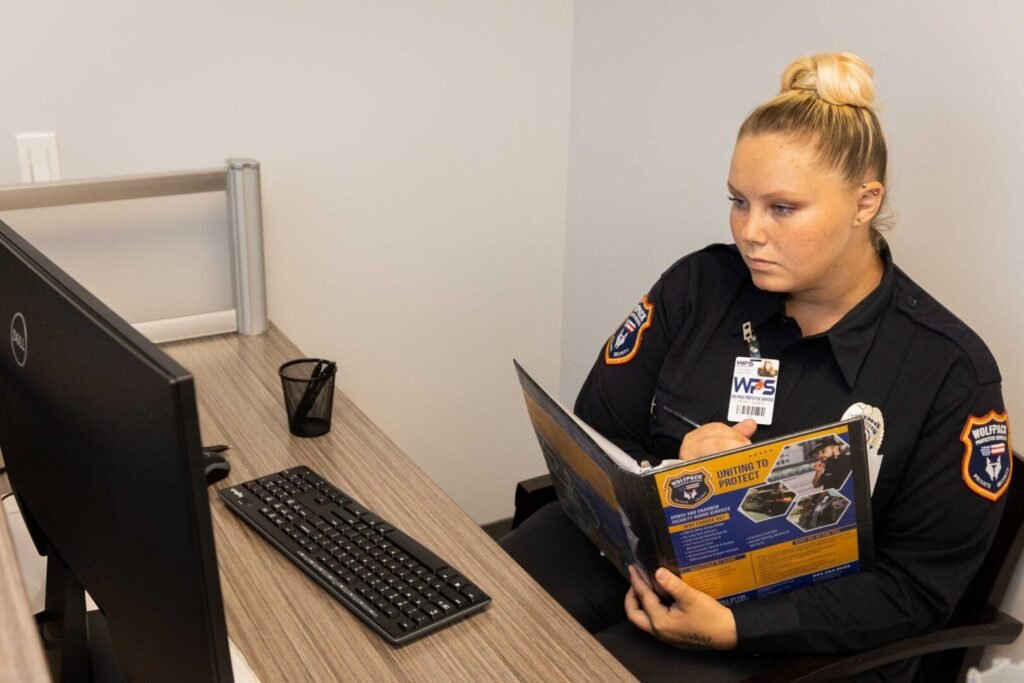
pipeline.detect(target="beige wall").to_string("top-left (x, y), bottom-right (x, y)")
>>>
top-left (0, 1), bottom-right (573, 524)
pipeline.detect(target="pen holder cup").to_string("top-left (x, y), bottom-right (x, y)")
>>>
top-left (279, 358), bottom-right (337, 438)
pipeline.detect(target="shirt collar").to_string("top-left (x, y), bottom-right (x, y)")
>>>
top-left (729, 243), bottom-right (895, 390)
top-left (822, 243), bottom-right (895, 389)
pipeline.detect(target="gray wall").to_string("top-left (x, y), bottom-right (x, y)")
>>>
top-left (561, 0), bottom-right (1024, 664)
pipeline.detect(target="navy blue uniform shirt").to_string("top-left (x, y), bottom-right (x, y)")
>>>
top-left (574, 243), bottom-right (1010, 654)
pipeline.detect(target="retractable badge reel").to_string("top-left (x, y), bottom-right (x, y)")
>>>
top-left (727, 322), bottom-right (780, 426)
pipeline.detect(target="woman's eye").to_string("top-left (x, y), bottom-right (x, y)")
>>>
top-left (728, 195), bottom-right (747, 209)
top-left (772, 204), bottom-right (795, 216)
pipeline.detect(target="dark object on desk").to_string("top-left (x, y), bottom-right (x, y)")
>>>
top-left (279, 359), bottom-right (337, 437)
top-left (511, 455), bottom-right (1024, 683)
top-left (202, 445), bottom-right (232, 486)
top-left (220, 466), bottom-right (491, 645)
top-left (0, 218), bottom-right (232, 681)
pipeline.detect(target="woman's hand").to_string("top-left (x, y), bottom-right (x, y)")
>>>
top-left (624, 566), bottom-right (737, 650)
top-left (678, 419), bottom-right (757, 461)
top-left (622, 565), bottom-right (737, 651)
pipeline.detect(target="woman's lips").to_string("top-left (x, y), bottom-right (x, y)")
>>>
top-left (745, 255), bottom-right (776, 271)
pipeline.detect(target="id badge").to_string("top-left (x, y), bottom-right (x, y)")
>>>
top-left (727, 357), bottom-right (780, 425)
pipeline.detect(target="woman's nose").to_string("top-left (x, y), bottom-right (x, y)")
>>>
top-left (736, 210), bottom-right (769, 245)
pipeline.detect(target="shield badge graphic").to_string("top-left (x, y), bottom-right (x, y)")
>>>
top-left (665, 467), bottom-right (714, 509)
top-left (961, 411), bottom-right (1012, 501)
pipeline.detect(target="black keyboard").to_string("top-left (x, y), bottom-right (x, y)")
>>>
top-left (218, 466), bottom-right (491, 645)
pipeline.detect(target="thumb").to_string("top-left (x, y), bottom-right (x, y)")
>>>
top-left (732, 418), bottom-right (757, 440)
top-left (655, 568), bottom-right (695, 604)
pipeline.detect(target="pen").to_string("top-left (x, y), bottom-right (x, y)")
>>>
top-left (293, 360), bottom-right (335, 424)
top-left (662, 405), bottom-right (702, 430)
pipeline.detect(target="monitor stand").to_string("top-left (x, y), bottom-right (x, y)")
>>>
top-left (35, 549), bottom-right (124, 683)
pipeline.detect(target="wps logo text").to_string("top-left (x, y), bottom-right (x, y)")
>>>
top-left (733, 377), bottom-right (776, 396)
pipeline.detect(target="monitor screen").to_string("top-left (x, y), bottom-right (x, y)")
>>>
top-left (0, 218), bottom-right (233, 681)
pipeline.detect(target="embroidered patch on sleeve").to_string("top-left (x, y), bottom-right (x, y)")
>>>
top-left (961, 411), bottom-right (1012, 501)
top-left (604, 295), bottom-right (654, 365)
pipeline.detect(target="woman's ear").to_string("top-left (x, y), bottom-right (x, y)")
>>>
top-left (854, 181), bottom-right (884, 226)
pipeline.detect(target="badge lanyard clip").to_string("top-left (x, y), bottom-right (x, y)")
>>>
top-left (742, 321), bottom-right (762, 360)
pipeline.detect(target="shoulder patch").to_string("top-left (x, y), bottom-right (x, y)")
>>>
top-left (605, 296), bottom-right (653, 365)
top-left (961, 411), bottom-right (1012, 501)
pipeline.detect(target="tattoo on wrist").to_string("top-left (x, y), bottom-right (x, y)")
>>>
top-left (677, 633), bottom-right (714, 647)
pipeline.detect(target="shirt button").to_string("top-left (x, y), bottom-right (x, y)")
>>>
top-left (908, 296), bottom-right (918, 307)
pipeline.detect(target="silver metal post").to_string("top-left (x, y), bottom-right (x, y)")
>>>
top-left (226, 159), bottom-right (268, 336)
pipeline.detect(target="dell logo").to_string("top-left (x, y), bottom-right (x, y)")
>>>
top-left (10, 312), bottom-right (27, 367)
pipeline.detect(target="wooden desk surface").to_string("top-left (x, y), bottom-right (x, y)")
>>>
top-left (165, 325), bottom-right (635, 682)
top-left (0, 482), bottom-right (49, 683)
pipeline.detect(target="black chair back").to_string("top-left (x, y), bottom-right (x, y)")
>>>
top-left (917, 450), bottom-right (1024, 681)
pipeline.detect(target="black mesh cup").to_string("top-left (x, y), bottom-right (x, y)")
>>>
top-left (278, 359), bottom-right (337, 437)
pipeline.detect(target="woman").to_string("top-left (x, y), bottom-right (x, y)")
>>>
top-left (501, 52), bottom-right (1010, 681)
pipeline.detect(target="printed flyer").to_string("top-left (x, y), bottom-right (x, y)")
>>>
top-left (515, 361), bottom-right (873, 605)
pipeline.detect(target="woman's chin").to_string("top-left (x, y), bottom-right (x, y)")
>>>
top-left (747, 270), bottom-right (790, 293)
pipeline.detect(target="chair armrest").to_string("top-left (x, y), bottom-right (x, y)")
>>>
top-left (748, 611), bottom-right (1023, 683)
top-left (511, 474), bottom-right (556, 530)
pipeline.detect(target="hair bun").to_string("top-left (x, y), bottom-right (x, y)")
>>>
top-left (781, 52), bottom-right (876, 109)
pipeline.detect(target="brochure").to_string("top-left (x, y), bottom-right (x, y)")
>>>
top-left (515, 360), bottom-right (873, 605)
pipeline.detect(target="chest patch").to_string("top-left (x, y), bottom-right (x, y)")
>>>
top-left (961, 411), bottom-right (1012, 501)
top-left (605, 295), bottom-right (653, 365)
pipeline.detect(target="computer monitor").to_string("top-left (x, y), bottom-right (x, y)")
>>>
top-left (0, 218), bottom-right (233, 681)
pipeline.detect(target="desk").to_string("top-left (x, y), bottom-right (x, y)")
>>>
top-left (0, 484), bottom-right (48, 683)
top-left (164, 325), bottom-right (635, 681)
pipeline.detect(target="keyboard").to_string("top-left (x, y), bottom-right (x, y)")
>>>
top-left (218, 466), bottom-right (491, 645)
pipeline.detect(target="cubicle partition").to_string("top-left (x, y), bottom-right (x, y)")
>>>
top-left (0, 159), bottom-right (268, 343)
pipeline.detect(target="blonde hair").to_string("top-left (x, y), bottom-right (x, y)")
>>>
top-left (738, 52), bottom-right (890, 248)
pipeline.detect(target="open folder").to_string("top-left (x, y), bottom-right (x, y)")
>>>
top-left (514, 360), bottom-right (874, 605)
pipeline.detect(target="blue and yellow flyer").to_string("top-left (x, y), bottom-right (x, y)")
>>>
top-left (653, 423), bottom-right (871, 604)
top-left (515, 361), bottom-right (873, 605)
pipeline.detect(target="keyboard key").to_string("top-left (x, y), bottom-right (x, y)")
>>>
top-left (332, 509), bottom-right (359, 526)
top-left (362, 513), bottom-right (385, 527)
top-left (345, 501), bottom-right (370, 517)
top-left (439, 586), bottom-right (467, 608)
top-left (384, 531), bottom-right (449, 573)
top-left (461, 585), bottom-right (485, 604)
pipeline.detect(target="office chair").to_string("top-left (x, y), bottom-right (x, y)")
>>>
top-left (509, 452), bottom-right (1024, 682)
